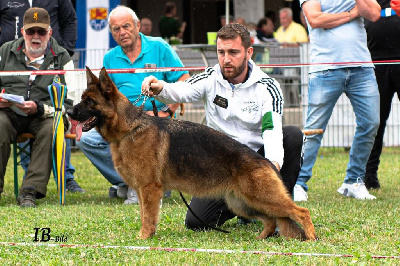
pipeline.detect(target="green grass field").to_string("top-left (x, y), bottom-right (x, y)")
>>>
top-left (0, 147), bottom-right (399, 265)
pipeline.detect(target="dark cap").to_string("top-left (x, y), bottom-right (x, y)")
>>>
top-left (23, 7), bottom-right (50, 30)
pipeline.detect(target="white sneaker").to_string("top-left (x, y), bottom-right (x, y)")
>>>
top-left (337, 181), bottom-right (376, 200)
top-left (124, 188), bottom-right (139, 204)
top-left (293, 184), bottom-right (308, 202)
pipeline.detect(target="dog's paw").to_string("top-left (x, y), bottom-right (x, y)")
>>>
top-left (139, 229), bottom-right (155, 239)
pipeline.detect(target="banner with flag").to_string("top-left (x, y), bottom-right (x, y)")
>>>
top-left (76, 0), bottom-right (119, 69)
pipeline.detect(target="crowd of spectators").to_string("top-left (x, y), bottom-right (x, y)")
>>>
top-left (215, 8), bottom-right (309, 46)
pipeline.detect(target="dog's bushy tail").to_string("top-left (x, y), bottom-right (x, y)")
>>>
top-left (276, 218), bottom-right (306, 240)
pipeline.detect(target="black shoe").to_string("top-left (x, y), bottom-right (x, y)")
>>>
top-left (17, 187), bottom-right (37, 208)
top-left (66, 179), bottom-right (85, 193)
top-left (109, 186), bottom-right (118, 198)
top-left (364, 174), bottom-right (381, 190)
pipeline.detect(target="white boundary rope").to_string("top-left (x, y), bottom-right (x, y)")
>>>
top-left (0, 59), bottom-right (399, 76)
top-left (1, 242), bottom-right (399, 259)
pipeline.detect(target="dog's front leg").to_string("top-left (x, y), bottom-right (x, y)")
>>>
top-left (137, 182), bottom-right (163, 239)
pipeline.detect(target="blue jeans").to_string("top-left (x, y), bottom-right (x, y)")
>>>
top-left (297, 67), bottom-right (380, 191)
top-left (20, 139), bottom-right (75, 180)
top-left (75, 128), bottom-right (126, 187)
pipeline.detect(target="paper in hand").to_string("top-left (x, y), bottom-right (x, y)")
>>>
top-left (0, 93), bottom-right (27, 116)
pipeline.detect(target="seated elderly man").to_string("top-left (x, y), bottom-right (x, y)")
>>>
top-left (275, 7), bottom-right (308, 45)
top-left (0, 7), bottom-right (74, 207)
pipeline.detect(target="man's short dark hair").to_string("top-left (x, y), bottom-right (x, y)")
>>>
top-left (165, 1), bottom-right (176, 14)
top-left (217, 23), bottom-right (251, 49)
top-left (257, 18), bottom-right (267, 29)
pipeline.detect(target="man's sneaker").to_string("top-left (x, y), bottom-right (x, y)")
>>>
top-left (364, 174), bottom-right (381, 190)
top-left (293, 184), bottom-right (308, 202)
top-left (124, 188), bottom-right (139, 204)
top-left (66, 179), bottom-right (85, 193)
top-left (337, 181), bottom-right (376, 200)
top-left (17, 187), bottom-right (37, 208)
top-left (109, 185), bottom-right (118, 198)
top-left (117, 185), bottom-right (128, 198)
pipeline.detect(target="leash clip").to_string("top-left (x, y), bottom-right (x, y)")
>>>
top-left (132, 93), bottom-right (158, 116)
top-left (132, 93), bottom-right (149, 107)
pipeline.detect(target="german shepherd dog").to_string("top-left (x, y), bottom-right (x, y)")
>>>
top-left (67, 67), bottom-right (316, 241)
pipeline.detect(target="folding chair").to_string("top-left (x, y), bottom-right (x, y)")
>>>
top-left (12, 133), bottom-right (76, 198)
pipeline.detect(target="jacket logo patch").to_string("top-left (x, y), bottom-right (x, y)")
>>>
top-left (213, 95), bottom-right (228, 109)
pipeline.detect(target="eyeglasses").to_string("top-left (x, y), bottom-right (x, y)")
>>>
top-left (25, 28), bottom-right (48, 36)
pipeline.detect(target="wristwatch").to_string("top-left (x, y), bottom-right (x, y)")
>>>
top-left (161, 105), bottom-right (173, 117)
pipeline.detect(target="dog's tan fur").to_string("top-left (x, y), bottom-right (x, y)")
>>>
top-left (68, 67), bottom-right (316, 240)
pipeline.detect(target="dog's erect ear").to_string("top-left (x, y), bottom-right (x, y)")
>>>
top-left (86, 66), bottom-right (99, 85)
top-left (99, 67), bottom-right (116, 95)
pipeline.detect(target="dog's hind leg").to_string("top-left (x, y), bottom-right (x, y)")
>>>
top-left (256, 217), bottom-right (277, 239)
top-left (234, 170), bottom-right (316, 240)
top-left (263, 202), bottom-right (315, 241)
top-left (137, 182), bottom-right (163, 239)
top-left (226, 195), bottom-right (307, 240)
top-left (285, 205), bottom-right (316, 241)
top-left (225, 194), bottom-right (276, 239)
top-left (276, 217), bottom-right (306, 240)
top-left (257, 201), bottom-right (315, 240)
top-left (260, 202), bottom-right (316, 241)
top-left (228, 198), bottom-right (307, 240)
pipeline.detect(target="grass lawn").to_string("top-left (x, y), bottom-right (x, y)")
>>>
top-left (0, 147), bottom-right (399, 265)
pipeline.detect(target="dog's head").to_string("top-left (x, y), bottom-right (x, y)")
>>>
top-left (67, 67), bottom-right (119, 141)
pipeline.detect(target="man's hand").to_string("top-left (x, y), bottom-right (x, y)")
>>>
top-left (272, 161), bottom-right (280, 172)
top-left (17, 101), bottom-right (37, 115)
top-left (0, 97), bottom-right (36, 115)
top-left (142, 75), bottom-right (164, 96)
top-left (146, 103), bottom-right (179, 117)
top-left (145, 110), bottom-right (170, 117)
top-left (355, 0), bottom-right (381, 22)
top-left (0, 97), bottom-right (13, 109)
top-left (349, 5), bottom-right (359, 21)
top-left (302, 1), bottom-right (360, 29)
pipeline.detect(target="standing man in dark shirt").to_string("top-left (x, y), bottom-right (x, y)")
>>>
top-left (158, 1), bottom-right (186, 43)
top-left (364, 0), bottom-right (400, 189)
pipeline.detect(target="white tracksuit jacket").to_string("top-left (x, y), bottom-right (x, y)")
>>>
top-left (157, 60), bottom-right (285, 167)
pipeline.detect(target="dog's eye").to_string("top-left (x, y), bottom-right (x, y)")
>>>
top-left (85, 97), bottom-right (96, 106)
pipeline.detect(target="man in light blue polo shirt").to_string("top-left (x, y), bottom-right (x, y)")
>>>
top-left (76, 6), bottom-right (189, 204)
top-left (293, 0), bottom-right (381, 201)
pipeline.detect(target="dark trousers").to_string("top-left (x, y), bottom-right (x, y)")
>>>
top-left (366, 64), bottom-right (400, 175)
top-left (185, 125), bottom-right (305, 230)
top-left (0, 110), bottom-right (53, 198)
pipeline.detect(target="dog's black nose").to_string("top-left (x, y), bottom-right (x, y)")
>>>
top-left (66, 107), bottom-right (74, 117)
